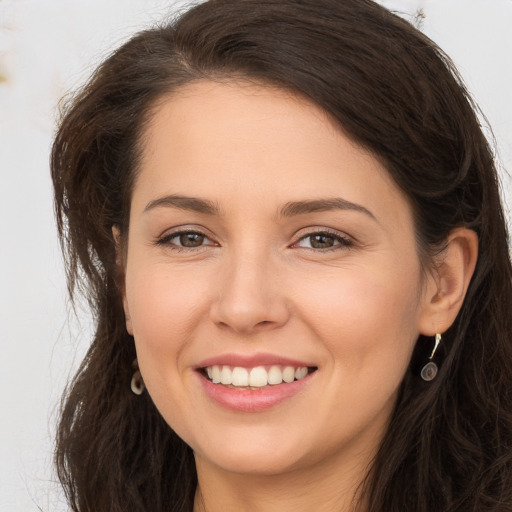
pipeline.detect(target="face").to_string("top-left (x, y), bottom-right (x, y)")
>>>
top-left (122, 81), bottom-right (433, 477)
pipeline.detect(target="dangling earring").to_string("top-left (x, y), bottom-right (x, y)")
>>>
top-left (420, 333), bottom-right (441, 381)
top-left (131, 358), bottom-right (146, 395)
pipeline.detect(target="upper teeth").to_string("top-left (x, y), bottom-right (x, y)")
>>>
top-left (205, 365), bottom-right (309, 387)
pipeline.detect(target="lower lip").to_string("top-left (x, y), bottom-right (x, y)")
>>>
top-left (198, 372), bottom-right (314, 412)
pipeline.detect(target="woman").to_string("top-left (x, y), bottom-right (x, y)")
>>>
top-left (51, 0), bottom-right (512, 511)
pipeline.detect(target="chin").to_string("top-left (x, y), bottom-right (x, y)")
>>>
top-left (195, 448), bottom-right (307, 477)
top-left (190, 428), bottom-right (311, 476)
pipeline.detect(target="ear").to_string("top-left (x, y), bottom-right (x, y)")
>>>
top-left (112, 225), bottom-right (133, 335)
top-left (418, 227), bottom-right (478, 336)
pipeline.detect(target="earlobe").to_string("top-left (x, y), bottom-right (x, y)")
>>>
top-left (112, 225), bottom-right (133, 336)
top-left (418, 227), bottom-right (478, 335)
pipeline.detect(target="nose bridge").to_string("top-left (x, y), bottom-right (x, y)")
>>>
top-left (210, 243), bottom-right (289, 334)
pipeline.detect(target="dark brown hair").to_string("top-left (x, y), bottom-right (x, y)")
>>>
top-left (51, 0), bottom-right (512, 510)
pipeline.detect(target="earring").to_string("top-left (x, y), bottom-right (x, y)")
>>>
top-left (420, 333), bottom-right (441, 382)
top-left (131, 358), bottom-right (146, 395)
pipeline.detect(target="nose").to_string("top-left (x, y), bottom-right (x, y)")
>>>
top-left (209, 251), bottom-right (290, 335)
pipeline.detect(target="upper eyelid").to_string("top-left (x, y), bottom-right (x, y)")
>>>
top-left (157, 224), bottom-right (215, 240)
top-left (292, 227), bottom-right (354, 242)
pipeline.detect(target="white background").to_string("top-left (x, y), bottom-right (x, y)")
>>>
top-left (0, 1), bottom-right (510, 510)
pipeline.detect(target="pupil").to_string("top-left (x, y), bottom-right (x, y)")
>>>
top-left (311, 234), bottom-right (334, 248)
top-left (180, 233), bottom-right (204, 247)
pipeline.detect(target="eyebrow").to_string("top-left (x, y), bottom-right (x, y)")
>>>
top-left (278, 198), bottom-right (376, 221)
top-left (143, 194), bottom-right (376, 221)
top-left (143, 194), bottom-right (221, 215)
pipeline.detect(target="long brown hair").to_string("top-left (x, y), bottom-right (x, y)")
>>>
top-left (51, 1), bottom-right (512, 510)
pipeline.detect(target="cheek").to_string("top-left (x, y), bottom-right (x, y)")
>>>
top-left (124, 264), bottom-right (211, 419)
top-left (296, 263), bottom-right (422, 371)
top-left (125, 264), bottom-right (209, 355)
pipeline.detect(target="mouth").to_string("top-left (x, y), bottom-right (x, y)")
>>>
top-left (198, 364), bottom-right (318, 389)
top-left (195, 354), bottom-right (318, 412)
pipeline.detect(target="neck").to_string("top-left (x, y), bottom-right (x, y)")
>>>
top-left (193, 448), bottom-right (372, 512)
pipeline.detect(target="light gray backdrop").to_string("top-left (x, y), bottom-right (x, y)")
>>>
top-left (0, 1), bottom-right (510, 510)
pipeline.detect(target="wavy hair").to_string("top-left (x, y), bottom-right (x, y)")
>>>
top-left (51, 0), bottom-right (512, 510)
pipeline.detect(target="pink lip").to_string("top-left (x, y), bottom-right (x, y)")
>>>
top-left (195, 353), bottom-right (317, 413)
top-left (196, 352), bottom-right (314, 369)
top-left (198, 375), bottom-right (313, 412)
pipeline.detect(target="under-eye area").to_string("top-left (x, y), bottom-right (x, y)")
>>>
top-left (198, 365), bottom-right (318, 389)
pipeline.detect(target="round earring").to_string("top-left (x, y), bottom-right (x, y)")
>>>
top-left (420, 333), bottom-right (441, 382)
top-left (131, 359), bottom-right (146, 395)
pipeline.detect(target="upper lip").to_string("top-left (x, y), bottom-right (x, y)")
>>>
top-left (196, 352), bottom-right (315, 369)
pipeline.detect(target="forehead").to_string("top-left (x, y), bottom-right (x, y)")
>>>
top-left (133, 80), bottom-right (411, 227)
top-left (141, 79), bottom-right (343, 162)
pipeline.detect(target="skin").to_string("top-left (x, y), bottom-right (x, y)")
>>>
top-left (119, 81), bottom-right (478, 511)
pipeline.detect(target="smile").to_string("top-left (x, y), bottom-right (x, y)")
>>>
top-left (203, 365), bottom-right (313, 388)
top-left (196, 357), bottom-right (318, 412)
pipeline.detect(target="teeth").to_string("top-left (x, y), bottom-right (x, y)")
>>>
top-left (268, 365), bottom-right (283, 385)
top-left (249, 366), bottom-right (268, 387)
top-left (232, 367), bottom-right (249, 386)
top-left (204, 364), bottom-right (311, 387)
top-left (211, 365), bottom-right (221, 384)
top-left (295, 367), bottom-right (308, 379)
top-left (220, 366), bottom-right (232, 385)
top-left (282, 366), bottom-right (295, 383)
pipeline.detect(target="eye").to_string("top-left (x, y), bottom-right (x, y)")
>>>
top-left (156, 230), bottom-right (215, 249)
top-left (295, 231), bottom-right (353, 250)
top-left (175, 232), bottom-right (207, 247)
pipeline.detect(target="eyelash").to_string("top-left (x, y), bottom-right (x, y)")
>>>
top-left (293, 229), bottom-right (354, 252)
top-left (154, 228), bottom-right (354, 252)
top-left (155, 230), bottom-right (216, 252)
